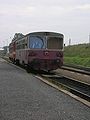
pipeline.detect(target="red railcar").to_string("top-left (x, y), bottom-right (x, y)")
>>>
top-left (9, 41), bottom-right (16, 62)
top-left (9, 32), bottom-right (64, 71)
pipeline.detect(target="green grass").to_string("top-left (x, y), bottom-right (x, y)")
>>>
top-left (64, 43), bottom-right (90, 67)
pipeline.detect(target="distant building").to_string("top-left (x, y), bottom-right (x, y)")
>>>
top-left (0, 48), bottom-right (4, 56)
top-left (0, 47), bottom-right (4, 50)
top-left (3, 46), bottom-right (9, 54)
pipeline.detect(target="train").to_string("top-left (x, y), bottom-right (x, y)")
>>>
top-left (9, 31), bottom-right (64, 72)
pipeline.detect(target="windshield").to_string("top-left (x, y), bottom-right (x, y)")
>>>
top-left (47, 37), bottom-right (63, 49)
top-left (29, 36), bottom-right (44, 49)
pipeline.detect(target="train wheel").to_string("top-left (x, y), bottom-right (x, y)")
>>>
top-left (22, 61), bottom-right (25, 68)
top-left (48, 70), bottom-right (51, 73)
top-left (26, 65), bottom-right (31, 73)
top-left (13, 58), bottom-right (16, 64)
top-left (16, 59), bottom-right (20, 65)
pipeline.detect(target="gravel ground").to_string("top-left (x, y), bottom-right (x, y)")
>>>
top-left (0, 58), bottom-right (90, 120)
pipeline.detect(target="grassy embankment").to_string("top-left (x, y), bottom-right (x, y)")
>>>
top-left (64, 43), bottom-right (90, 67)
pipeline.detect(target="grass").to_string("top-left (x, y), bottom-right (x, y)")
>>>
top-left (64, 43), bottom-right (90, 67)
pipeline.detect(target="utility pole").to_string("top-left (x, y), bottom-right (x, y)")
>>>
top-left (69, 38), bottom-right (71, 46)
top-left (89, 33), bottom-right (90, 44)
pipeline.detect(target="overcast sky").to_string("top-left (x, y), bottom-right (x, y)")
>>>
top-left (0, 0), bottom-right (90, 47)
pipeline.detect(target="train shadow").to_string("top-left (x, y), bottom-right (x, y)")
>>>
top-left (26, 68), bottom-right (55, 75)
top-left (13, 61), bottom-right (55, 75)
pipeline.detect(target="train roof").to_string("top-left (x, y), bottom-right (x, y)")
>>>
top-left (11, 31), bottom-right (64, 42)
top-left (26, 31), bottom-right (64, 37)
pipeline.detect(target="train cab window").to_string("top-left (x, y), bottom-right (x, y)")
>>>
top-left (47, 37), bottom-right (63, 49)
top-left (29, 36), bottom-right (44, 49)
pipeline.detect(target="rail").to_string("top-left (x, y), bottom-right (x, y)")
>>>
top-left (61, 65), bottom-right (90, 75)
top-left (40, 73), bottom-right (90, 102)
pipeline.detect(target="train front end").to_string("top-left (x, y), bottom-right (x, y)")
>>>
top-left (27, 32), bottom-right (64, 71)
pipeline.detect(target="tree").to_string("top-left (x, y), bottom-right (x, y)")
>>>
top-left (12, 33), bottom-right (24, 41)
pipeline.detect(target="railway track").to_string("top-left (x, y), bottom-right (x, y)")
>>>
top-left (62, 65), bottom-right (90, 75)
top-left (64, 64), bottom-right (90, 71)
top-left (40, 73), bottom-right (90, 102)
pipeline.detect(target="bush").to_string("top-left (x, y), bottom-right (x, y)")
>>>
top-left (64, 57), bottom-right (90, 67)
top-left (64, 44), bottom-right (90, 67)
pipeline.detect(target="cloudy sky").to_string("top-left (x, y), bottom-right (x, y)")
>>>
top-left (0, 0), bottom-right (90, 47)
